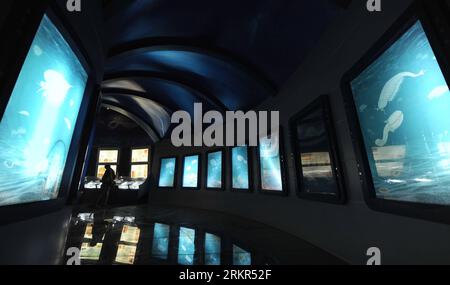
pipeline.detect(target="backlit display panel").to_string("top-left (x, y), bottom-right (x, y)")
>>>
top-left (350, 21), bottom-right (450, 205)
top-left (0, 15), bottom-right (88, 206)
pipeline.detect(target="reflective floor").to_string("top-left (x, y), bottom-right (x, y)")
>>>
top-left (64, 205), bottom-right (346, 265)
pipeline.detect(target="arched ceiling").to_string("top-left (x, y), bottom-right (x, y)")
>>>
top-left (100, 0), bottom-right (350, 142)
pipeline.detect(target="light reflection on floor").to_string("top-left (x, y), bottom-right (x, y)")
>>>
top-left (64, 205), bottom-right (345, 265)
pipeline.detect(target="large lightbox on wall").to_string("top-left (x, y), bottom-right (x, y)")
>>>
top-left (289, 96), bottom-right (345, 204)
top-left (206, 150), bottom-right (224, 190)
top-left (342, 2), bottom-right (450, 223)
top-left (182, 154), bottom-right (200, 189)
top-left (0, 14), bottom-right (88, 207)
top-left (231, 146), bottom-right (251, 191)
top-left (158, 157), bottom-right (177, 188)
top-left (257, 130), bottom-right (288, 195)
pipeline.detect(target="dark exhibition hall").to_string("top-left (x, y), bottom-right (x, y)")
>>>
top-left (1, 0), bottom-right (450, 271)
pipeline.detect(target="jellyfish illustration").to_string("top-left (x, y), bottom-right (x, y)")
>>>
top-left (375, 111), bottom-right (404, 147)
top-left (33, 45), bottom-right (43, 56)
top-left (427, 85), bottom-right (449, 100)
top-left (18, 111), bottom-right (30, 117)
top-left (377, 70), bottom-right (425, 112)
top-left (38, 70), bottom-right (72, 106)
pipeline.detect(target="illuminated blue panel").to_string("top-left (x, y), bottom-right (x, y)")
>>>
top-left (151, 223), bottom-right (170, 260)
top-left (204, 233), bottom-right (221, 265)
top-left (259, 136), bottom-right (283, 191)
top-left (0, 15), bottom-right (88, 206)
top-left (232, 146), bottom-right (249, 189)
top-left (182, 155), bottom-right (199, 188)
top-left (233, 245), bottom-right (251, 266)
top-left (351, 21), bottom-right (450, 205)
top-left (178, 227), bottom-right (196, 265)
top-left (207, 151), bottom-right (222, 189)
top-left (158, 158), bottom-right (176, 187)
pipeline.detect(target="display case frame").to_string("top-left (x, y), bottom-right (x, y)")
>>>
top-left (341, 0), bottom-right (450, 223)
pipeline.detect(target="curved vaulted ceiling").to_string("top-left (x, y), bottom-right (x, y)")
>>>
top-left (101, 0), bottom-right (349, 142)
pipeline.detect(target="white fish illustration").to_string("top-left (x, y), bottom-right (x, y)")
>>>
top-left (427, 85), bottom-right (449, 100)
top-left (377, 70), bottom-right (425, 112)
top-left (375, 111), bottom-right (404, 147)
top-left (18, 111), bottom-right (30, 117)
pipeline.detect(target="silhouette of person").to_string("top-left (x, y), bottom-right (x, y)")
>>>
top-left (89, 213), bottom-right (108, 247)
top-left (96, 165), bottom-right (116, 208)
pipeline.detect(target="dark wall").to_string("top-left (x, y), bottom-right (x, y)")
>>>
top-left (0, 1), bottom-right (13, 27)
top-left (54, 0), bottom-right (107, 82)
top-left (0, 208), bottom-right (72, 265)
top-left (149, 0), bottom-right (450, 265)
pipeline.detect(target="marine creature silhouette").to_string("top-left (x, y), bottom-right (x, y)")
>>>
top-left (377, 70), bottom-right (425, 112)
top-left (38, 70), bottom-right (72, 106)
top-left (375, 111), bottom-right (404, 147)
top-left (18, 111), bottom-right (30, 117)
top-left (427, 85), bottom-right (450, 100)
top-left (33, 45), bottom-right (42, 56)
